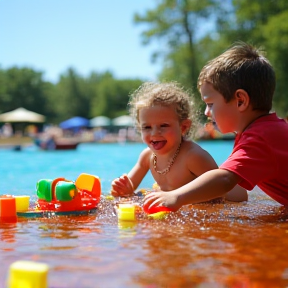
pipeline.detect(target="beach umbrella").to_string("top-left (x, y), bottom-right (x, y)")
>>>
top-left (90, 116), bottom-right (111, 127)
top-left (59, 116), bottom-right (89, 129)
top-left (0, 107), bottom-right (45, 123)
top-left (112, 115), bottom-right (134, 127)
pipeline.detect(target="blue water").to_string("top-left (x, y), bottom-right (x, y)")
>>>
top-left (0, 141), bottom-right (234, 196)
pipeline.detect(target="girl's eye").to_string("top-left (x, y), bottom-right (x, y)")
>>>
top-left (207, 104), bottom-right (213, 108)
top-left (141, 126), bottom-right (151, 131)
top-left (160, 124), bottom-right (169, 128)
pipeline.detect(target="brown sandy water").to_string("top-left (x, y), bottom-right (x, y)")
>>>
top-left (1, 187), bottom-right (288, 288)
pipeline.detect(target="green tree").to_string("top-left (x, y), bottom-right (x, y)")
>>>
top-left (52, 68), bottom-right (91, 122)
top-left (0, 67), bottom-right (50, 115)
top-left (134, 0), bottom-right (219, 90)
top-left (88, 71), bottom-right (142, 118)
top-left (217, 0), bottom-right (288, 116)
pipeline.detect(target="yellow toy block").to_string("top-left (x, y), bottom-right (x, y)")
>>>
top-left (15, 196), bottom-right (30, 212)
top-left (117, 203), bottom-right (137, 221)
top-left (7, 260), bottom-right (49, 288)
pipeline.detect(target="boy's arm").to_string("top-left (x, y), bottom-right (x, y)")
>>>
top-left (144, 168), bottom-right (240, 211)
top-left (225, 185), bottom-right (248, 202)
top-left (111, 148), bottom-right (150, 197)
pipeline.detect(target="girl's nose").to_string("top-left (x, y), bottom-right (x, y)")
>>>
top-left (151, 126), bottom-right (160, 135)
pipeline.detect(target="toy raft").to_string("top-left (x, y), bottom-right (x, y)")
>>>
top-left (0, 173), bottom-right (101, 221)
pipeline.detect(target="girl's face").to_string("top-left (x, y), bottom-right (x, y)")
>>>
top-left (200, 82), bottom-right (238, 134)
top-left (138, 104), bottom-right (190, 155)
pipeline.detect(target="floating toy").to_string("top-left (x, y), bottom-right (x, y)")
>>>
top-left (7, 173), bottom-right (102, 219)
top-left (143, 203), bottom-right (172, 215)
top-left (116, 203), bottom-right (141, 221)
top-left (114, 193), bottom-right (172, 223)
top-left (33, 173), bottom-right (101, 215)
top-left (7, 260), bottom-right (49, 288)
top-left (0, 195), bottom-right (17, 223)
top-left (142, 194), bottom-right (172, 219)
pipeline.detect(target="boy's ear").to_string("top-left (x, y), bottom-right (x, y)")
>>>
top-left (181, 119), bottom-right (192, 136)
top-left (235, 89), bottom-right (250, 111)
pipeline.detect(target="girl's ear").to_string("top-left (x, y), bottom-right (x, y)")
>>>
top-left (181, 119), bottom-right (192, 136)
top-left (235, 89), bottom-right (250, 111)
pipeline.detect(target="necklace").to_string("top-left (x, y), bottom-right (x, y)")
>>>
top-left (153, 141), bottom-right (182, 175)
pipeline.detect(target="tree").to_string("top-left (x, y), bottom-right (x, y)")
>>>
top-left (0, 67), bottom-right (50, 115)
top-left (134, 0), bottom-right (219, 90)
top-left (218, 0), bottom-right (288, 116)
top-left (52, 68), bottom-right (91, 122)
top-left (88, 72), bottom-right (143, 118)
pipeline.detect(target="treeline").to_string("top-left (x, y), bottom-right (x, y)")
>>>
top-left (0, 67), bottom-right (143, 124)
top-left (1, 0), bottom-right (288, 125)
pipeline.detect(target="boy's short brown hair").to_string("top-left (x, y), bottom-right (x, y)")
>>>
top-left (128, 82), bottom-right (198, 138)
top-left (197, 42), bottom-right (276, 112)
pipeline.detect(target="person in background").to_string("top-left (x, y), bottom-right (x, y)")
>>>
top-left (143, 42), bottom-right (288, 212)
top-left (111, 81), bottom-right (247, 202)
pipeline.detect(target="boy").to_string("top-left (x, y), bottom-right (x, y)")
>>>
top-left (144, 42), bottom-right (288, 211)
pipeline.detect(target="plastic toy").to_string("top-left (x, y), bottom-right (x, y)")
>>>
top-left (0, 195), bottom-right (17, 223)
top-left (13, 173), bottom-right (101, 218)
top-left (34, 173), bottom-right (101, 213)
top-left (15, 195), bottom-right (30, 212)
top-left (143, 203), bottom-right (172, 215)
top-left (7, 260), bottom-right (49, 288)
top-left (116, 203), bottom-right (141, 221)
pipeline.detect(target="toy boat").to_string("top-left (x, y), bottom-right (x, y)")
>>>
top-left (0, 173), bottom-right (101, 221)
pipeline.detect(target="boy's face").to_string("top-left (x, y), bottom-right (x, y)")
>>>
top-left (138, 105), bottom-right (189, 155)
top-left (200, 82), bottom-right (238, 134)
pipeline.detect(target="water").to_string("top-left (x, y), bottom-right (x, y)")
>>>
top-left (1, 141), bottom-right (288, 288)
top-left (0, 141), bottom-right (234, 195)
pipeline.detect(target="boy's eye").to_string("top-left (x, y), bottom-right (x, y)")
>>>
top-left (207, 103), bottom-right (213, 108)
top-left (160, 123), bottom-right (169, 127)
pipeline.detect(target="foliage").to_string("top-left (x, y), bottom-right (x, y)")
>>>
top-left (135, 0), bottom-right (288, 118)
top-left (134, 0), bottom-right (219, 91)
top-left (1, 0), bottom-right (288, 125)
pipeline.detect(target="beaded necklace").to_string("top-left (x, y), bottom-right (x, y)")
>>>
top-left (152, 141), bottom-right (182, 175)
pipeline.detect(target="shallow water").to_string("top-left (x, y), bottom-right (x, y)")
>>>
top-left (1, 142), bottom-right (288, 288)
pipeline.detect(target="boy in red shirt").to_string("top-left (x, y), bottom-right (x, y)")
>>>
top-left (144, 42), bottom-right (288, 211)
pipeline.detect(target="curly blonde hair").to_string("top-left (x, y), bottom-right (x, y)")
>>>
top-left (128, 82), bottom-right (198, 138)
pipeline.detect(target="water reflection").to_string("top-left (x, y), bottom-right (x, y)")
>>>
top-left (130, 198), bottom-right (288, 287)
top-left (1, 190), bottom-right (288, 287)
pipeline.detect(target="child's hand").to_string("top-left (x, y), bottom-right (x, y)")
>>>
top-left (111, 174), bottom-right (134, 197)
top-left (143, 191), bottom-right (182, 212)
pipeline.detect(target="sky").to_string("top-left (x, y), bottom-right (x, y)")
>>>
top-left (0, 0), bottom-right (161, 83)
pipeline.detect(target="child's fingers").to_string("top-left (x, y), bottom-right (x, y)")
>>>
top-left (143, 192), bottom-right (161, 209)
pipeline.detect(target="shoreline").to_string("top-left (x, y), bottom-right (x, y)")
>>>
top-left (0, 136), bottom-right (33, 148)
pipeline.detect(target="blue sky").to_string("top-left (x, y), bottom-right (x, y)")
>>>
top-left (0, 0), bottom-right (161, 83)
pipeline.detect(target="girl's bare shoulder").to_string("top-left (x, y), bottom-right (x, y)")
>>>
top-left (138, 147), bottom-right (153, 167)
top-left (181, 140), bottom-right (217, 167)
top-left (182, 140), bottom-right (210, 156)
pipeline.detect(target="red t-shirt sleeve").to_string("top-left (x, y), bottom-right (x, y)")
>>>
top-left (220, 133), bottom-right (276, 191)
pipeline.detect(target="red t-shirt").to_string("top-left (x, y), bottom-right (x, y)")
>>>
top-left (220, 113), bottom-right (288, 205)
